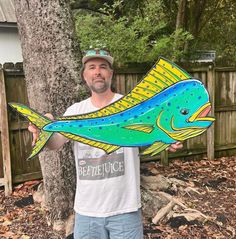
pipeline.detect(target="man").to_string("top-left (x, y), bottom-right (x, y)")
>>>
top-left (29, 49), bottom-right (183, 239)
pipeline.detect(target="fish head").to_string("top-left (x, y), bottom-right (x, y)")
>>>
top-left (157, 79), bottom-right (215, 141)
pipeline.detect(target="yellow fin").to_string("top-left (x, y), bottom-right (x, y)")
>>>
top-left (159, 115), bottom-right (207, 141)
top-left (167, 128), bottom-right (206, 141)
top-left (9, 103), bottom-right (51, 129)
top-left (58, 57), bottom-right (192, 121)
top-left (156, 112), bottom-right (206, 141)
top-left (142, 142), bottom-right (169, 156)
top-left (28, 131), bottom-right (53, 160)
top-left (9, 103), bottom-right (54, 160)
top-left (61, 132), bottom-right (120, 154)
top-left (123, 124), bottom-right (154, 133)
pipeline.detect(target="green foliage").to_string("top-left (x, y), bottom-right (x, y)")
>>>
top-left (195, 0), bottom-right (236, 65)
top-left (74, 0), bottom-right (236, 65)
top-left (75, 0), bottom-right (193, 66)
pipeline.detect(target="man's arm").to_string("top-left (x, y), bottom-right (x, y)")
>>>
top-left (28, 113), bottom-right (67, 150)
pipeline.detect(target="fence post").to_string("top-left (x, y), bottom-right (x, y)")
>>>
top-left (207, 64), bottom-right (215, 160)
top-left (160, 150), bottom-right (169, 166)
top-left (0, 69), bottom-right (12, 195)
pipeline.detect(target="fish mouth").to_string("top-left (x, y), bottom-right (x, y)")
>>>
top-left (188, 102), bottom-right (215, 122)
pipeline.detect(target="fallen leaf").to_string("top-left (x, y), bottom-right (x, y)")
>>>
top-left (20, 235), bottom-right (30, 239)
top-left (179, 224), bottom-right (188, 230)
top-left (226, 225), bottom-right (235, 237)
top-left (2, 220), bottom-right (12, 226)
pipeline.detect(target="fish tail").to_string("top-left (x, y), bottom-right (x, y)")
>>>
top-left (9, 103), bottom-right (53, 159)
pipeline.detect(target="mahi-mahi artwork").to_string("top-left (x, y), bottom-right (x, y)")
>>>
top-left (9, 57), bottom-right (215, 159)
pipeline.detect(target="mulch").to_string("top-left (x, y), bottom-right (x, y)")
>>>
top-left (142, 156), bottom-right (236, 238)
top-left (1, 156), bottom-right (236, 239)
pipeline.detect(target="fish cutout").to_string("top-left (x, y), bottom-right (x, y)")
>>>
top-left (9, 57), bottom-right (215, 159)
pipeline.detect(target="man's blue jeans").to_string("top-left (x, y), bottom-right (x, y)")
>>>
top-left (74, 209), bottom-right (143, 239)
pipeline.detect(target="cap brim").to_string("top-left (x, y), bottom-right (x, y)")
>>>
top-left (82, 55), bottom-right (114, 66)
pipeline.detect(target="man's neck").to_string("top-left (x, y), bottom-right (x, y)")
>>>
top-left (90, 90), bottom-right (115, 108)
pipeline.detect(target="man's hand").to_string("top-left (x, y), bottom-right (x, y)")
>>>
top-left (28, 123), bottom-right (40, 146)
top-left (167, 141), bottom-right (183, 152)
top-left (28, 113), bottom-right (54, 146)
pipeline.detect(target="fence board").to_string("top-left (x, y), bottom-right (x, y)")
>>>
top-left (207, 65), bottom-right (215, 160)
top-left (3, 69), bottom-right (42, 185)
top-left (0, 132), bottom-right (3, 178)
top-left (0, 69), bottom-right (12, 195)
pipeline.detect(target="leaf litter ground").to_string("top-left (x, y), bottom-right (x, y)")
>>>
top-left (0, 156), bottom-right (235, 239)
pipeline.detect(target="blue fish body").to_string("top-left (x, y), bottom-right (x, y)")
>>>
top-left (44, 79), bottom-right (213, 147)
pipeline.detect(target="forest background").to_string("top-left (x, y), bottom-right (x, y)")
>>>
top-left (72, 0), bottom-right (236, 66)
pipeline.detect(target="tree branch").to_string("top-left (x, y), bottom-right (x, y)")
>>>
top-left (197, 1), bottom-right (225, 36)
top-left (70, 2), bottom-right (108, 15)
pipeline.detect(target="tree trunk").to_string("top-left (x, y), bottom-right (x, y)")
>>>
top-left (189, 0), bottom-right (207, 38)
top-left (174, 0), bottom-right (188, 60)
top-left (176, 0), bottom-right (187, 30)
top-left (14, 0), bottom-right (86, 234)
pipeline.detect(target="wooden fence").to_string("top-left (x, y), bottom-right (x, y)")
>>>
top-left (1, 63), bottom-right (236, 195)
top-left (0, 64), bottom-right (42, 195)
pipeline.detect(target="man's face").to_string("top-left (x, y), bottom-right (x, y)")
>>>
top-left (83, 58), bottom-right (113, 94)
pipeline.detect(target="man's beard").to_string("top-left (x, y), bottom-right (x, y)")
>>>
top-left (89, 79), bottom-right (111, 94)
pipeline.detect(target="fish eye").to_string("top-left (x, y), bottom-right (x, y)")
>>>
top-left (180, 108), bottom-right (189, 115)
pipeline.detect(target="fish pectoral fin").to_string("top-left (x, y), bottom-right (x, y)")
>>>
top-left (61, 132), bottom-right (120, 154)
top-left (123, 124), bottom-right (154, 134)
top-left (141, 142), bottom-right (170, 156)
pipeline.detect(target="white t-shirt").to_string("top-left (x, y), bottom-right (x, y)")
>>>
top-left (64, 93), bottom-right (141, 217)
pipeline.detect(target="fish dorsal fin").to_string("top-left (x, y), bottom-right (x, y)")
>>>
top-left (58, 57), bottom-right (192, 121)
top-left (61, 132), bottom-right (120, 154)
top-left (123, 124), bottom-right (154, 133)
top-left (142, 141), bottom-right (170, 156)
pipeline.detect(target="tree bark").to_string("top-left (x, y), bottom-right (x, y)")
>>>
top-left (189, 0), bottom-right (207, 38)
top-left (14, 0), bottom-right (86, 233)
top-left (176, 0), bottom-right (187, 30)
top-left (174, 0), bottom-right (188, 60)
